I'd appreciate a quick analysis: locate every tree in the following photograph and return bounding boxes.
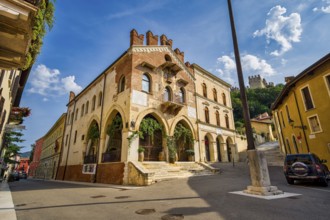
[24,0,56,69]
[231,84,284,124]
[3,131,24,164]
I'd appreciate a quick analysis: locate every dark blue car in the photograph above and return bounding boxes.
[283,153,329,187]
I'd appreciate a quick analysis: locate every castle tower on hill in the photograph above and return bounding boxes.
[248,75,274,89]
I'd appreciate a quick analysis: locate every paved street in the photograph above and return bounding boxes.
[8,163,330,220]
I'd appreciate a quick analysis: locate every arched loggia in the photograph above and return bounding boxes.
[102,112,123,162]
[84,120,100,164]
[139,114,163,161]
[174,121,194,161]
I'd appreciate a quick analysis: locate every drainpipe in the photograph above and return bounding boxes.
[93,73,107,183]
[55,113,69,180]
[62,100,76,180]
[293,90,310,152]
[274,110,287,154]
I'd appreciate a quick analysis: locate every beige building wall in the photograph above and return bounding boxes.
[251,121,275,142]
[192,64,241,162]
[0,69,21,147]
[37,113,66,179]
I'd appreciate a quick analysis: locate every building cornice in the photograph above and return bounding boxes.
[196,93,233,111]
[272,53,330,110]
[130,45,196,81]
[192,63,231,88]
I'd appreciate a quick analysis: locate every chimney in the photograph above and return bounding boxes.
[69,91,75,102]
[130,29,144,46]
[174,48,184,62]
[185,62,194,75]
[285,76,295,84]
[160,34,173,48]
[146,31,158,46]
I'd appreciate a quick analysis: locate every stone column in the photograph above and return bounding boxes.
[125,131,139,161]
[244,150,283,195]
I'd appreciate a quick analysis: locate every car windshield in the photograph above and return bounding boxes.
[286,155,313,165]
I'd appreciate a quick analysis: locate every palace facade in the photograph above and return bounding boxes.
[56,30,243,185]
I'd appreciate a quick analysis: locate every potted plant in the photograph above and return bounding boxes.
[138,146,145,162]
[186,149,195,161]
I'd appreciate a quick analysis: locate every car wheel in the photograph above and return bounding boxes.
[320,177,328,187]
[286,178,294,185]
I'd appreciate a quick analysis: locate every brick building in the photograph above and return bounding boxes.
[28,137,43,177]
[56,30,243,185]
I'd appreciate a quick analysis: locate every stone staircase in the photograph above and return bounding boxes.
[257,142,285,167]
[141,162,218,183]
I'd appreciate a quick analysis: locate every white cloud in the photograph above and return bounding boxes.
[28,64,82,97]
[313,0,330,13]
[216,54,276,86]
[254,5,302,56]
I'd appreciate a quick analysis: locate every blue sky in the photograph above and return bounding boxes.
[20,0,330,152]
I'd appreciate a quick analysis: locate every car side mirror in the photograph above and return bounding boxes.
[320,159,327,163]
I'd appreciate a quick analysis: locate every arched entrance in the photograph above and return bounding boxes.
[103,112,123,162]
[174,121,193,161]
[139,114,163,161]
[85,120,100,164]
[226,137,233,162]
[216,136,223,162]
[205,135,211,162]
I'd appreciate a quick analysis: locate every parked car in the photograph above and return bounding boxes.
[283,153,329,186]
[19,171,27,179]
[9,171,20,181]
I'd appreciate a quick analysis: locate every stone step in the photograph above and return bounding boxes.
[141,161,214,183]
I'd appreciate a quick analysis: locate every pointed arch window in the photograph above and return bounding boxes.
[164,86,172,101]
[81,104,85,117]
[202,83,207,98]
[179,88,185,103]
[204,107,210,123]
[92,95,96,111]
[98,92,102,107]
[222,93,227,106]
[75,109,79,121]
[85,101,89,114]
[142,73,151,93]
[216,110,220,126]
[225,114,230,129]
[118,76,125,93]
[213,88,218,102]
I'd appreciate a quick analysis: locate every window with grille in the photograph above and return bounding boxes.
[301,86,314,110]
[308,115,322,133]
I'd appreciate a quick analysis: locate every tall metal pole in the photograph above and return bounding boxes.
[227,0,255,150]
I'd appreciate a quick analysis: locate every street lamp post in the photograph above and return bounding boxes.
[227,0,282,195]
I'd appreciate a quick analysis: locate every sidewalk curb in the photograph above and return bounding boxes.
[0,182,17,220]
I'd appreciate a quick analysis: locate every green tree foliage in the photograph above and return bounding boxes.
[24,0,56,69]
[3,131,24,164]
[87,122,100,144]
[231,84,284,126]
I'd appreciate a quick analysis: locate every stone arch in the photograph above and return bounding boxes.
[102,110,124,162]
[102,104,127,139]
[169,115,196,139]
[173,120,194,161]
[216,135,225,162]
[204,133,214,162]
[135,108,169,136]
[226,136,234,162]
[84,120,100,164]
[138,114,164,161]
